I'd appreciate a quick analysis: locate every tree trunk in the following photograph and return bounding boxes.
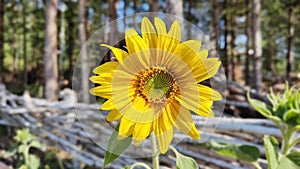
[223,0,229,79]
[44,0,59,101]
[149,0,159,12]
[231,22,237,81]
[186,0,193,39]
[0,0,4,82]
[211,0,219,53]
[123,0,127,25]
[252,0,262,90]
[79,0,90,103]
[244,0,251,85]
[66,1,75,88]
[166,0,183,18]
[109,0,117,44]
[22,0,28,86]
[286,5,294,81]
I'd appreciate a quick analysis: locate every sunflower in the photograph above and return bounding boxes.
[90,17,222,154]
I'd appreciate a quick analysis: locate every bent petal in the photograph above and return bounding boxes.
[118,117,135,139]
[101,44,128,62]
[194,58,221,82]
[101,98,115,110]
[106,109,122,121]
[93,62,119,74]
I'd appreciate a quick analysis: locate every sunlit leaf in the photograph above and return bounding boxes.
[170,146,198,169]
[247,92,272,117]
[103,124,132,167]
[28,154,40,169]
[277,155,298,169]
[286,151,300,167]
[208,140,260,162]
[264,135,279,169]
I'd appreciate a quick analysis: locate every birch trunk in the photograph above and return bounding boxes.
[44,0,59,101]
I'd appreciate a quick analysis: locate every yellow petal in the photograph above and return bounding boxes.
[154,17,167,50]
[101,98,115,110]
[100,44,128,62]
[106,109,122,121]
[198,84,222,100]
[89,76,112,85]
[156,127,173,154]
[125,28,148,54]
[167,20,181,42]
[170,102,200,139]
[92,62,119,74]
[118,117,135,139]
[193,58,221,83]
[153,107,175,154]
[174,40,201,60]
[197,50,209,60]
[141,17,157,48]
[132,122,152,144]
[177,95,214,117]
[159,20,181,53]
[154,17,167,35]
[89,85,112,99]
[132,96,149,112]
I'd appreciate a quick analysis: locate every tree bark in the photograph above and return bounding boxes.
[79,0,90,103]
[223,0,229,79]
[166,0,183,18]
[44,0,59,101]
[149,0,160,12]
[211,0,219,52]
[186,0,193,39]
[109,0,117,44]
[252,0,262,90]
[0,0,4,82]
[22,0,28,86]
[224,0,234,81]
[286,5,294,81]
[244,0,251,85]
[66,1,75,88]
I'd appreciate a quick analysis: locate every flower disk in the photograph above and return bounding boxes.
[90,17,222,154]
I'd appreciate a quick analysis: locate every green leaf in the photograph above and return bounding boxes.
[247,92,272,117]
[18,144,27,153]
[28,155,40,169]
[29,140,42,149]
[208,140,260,162]
[121,166,130,169]
[277,155,299,169]
[170,146,198,169]
[3,146,18,158]
[103,124,132,167]
[286,151,300,166]
[283,109,300,126]
[264,135,279,169]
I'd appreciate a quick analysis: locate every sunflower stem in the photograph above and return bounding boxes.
[151,132,159,169]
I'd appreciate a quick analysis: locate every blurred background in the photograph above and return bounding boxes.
[0,0,300,97]
[0,0,300,169]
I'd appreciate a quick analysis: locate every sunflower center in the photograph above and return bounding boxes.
[131,67,179,104]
